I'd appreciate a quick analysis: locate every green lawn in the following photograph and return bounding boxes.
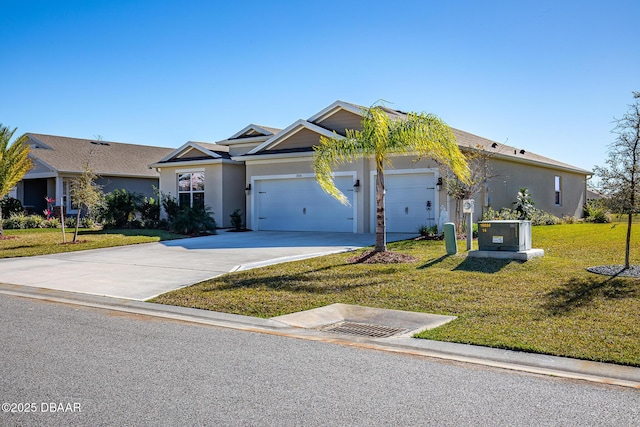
[152,222,640,366]
[0,228,184,258]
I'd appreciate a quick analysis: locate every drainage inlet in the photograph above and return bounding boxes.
[318,321,407,338]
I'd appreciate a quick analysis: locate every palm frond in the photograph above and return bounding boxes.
[0,125,32,197]
[313,133,369,205]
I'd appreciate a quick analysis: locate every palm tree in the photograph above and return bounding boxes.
[313,105,469,252]
[0,125,32,235]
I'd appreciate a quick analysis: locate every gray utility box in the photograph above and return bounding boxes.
[478,220,532,252]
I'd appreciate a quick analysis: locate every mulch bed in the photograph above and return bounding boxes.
[0,235,19,240]
[347,250,418,264]
[587,265,640,278]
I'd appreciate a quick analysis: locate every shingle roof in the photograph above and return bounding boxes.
[189,141,230,154]
[257,125,282,136]
[160,141,233,162]
[27,133,174,177]
[451,128,593,175]
[331,101,591,175]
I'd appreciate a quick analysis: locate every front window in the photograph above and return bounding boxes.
[178,172,205,208]
[62,179,76,212]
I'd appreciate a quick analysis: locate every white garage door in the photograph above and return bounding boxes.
[380,173,436,233]
[255,176,355,232]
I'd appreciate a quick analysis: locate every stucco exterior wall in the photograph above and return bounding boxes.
[315,110,363,136]
[157,162,244,228]
[221,163,246,228]
[483,158,587,219]
[97,176,159,198]
[273,129,326,150]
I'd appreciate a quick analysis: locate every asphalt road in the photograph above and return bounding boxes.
[1,295,638,426]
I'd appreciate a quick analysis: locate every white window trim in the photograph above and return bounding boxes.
[177,171,205,208]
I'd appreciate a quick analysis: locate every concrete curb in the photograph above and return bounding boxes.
[1,283,638,389]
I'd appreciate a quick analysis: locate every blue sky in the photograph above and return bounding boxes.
[2,0,639,173]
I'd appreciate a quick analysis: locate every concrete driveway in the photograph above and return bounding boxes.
[0,231,414,300]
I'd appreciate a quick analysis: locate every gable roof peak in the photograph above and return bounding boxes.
[246,119,342,155]
[308,100,363,123]
[229,124,282,140]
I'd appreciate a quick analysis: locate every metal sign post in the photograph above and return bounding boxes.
[463,199,475,251]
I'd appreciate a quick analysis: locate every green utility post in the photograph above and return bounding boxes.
[444,222,457,255]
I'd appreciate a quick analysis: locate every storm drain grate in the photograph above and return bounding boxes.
[318,321,407,338]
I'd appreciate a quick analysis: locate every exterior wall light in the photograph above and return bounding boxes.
[436,177,443,192]
[245,184,251,196]
[353,179,360,192]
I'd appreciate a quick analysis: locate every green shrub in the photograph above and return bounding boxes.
[529,209,561,225]
[482,207,560,226]
[161,193,180,222]
[98,189,142,227]
[230,209,243,230]
[127,218,144,229]
[482,207,519,221]
[81,216,97,229]
[418,224,439,237]
[4,213,26,229]
[170,205,216,235]
[64,217,77,228]
[3,213,46,229]
[44,217,61,228]
[139,197,160,222]
[584,201,611,223]
[1,197,24,219]
[562,215,580,224]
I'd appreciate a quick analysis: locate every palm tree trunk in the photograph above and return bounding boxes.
[375,161,386,252]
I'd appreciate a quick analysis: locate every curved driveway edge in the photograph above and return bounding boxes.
[0,231,413,300]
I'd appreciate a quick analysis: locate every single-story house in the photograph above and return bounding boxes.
[152,101,592,232]
[15,133,174,216]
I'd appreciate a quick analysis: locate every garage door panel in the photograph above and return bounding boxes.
[378,173,436,233]
[256,176,355,232]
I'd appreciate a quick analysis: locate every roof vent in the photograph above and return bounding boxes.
[520,149,525,154]
[491,142,498,148]
[90,141,110,146]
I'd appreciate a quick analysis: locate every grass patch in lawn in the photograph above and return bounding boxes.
[0,228,184,258]
[152,222,640,366]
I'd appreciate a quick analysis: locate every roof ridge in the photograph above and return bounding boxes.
[27,133,171,149]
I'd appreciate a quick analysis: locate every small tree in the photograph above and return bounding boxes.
[443,144,498,231]
[593,92,640,269]
[70,162,103,242]
[0,125,32,235]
